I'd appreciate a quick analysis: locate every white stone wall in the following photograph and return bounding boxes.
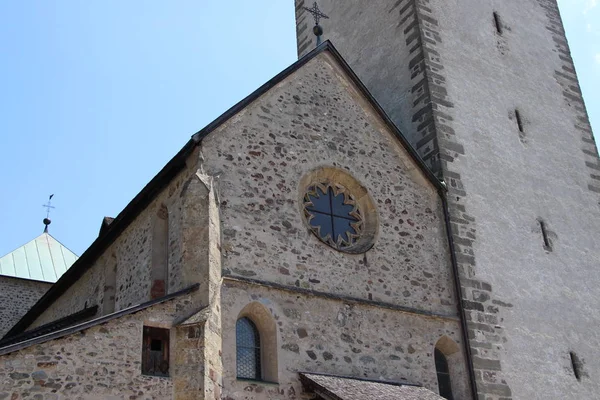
[295,0,600,398]
[429,1,600,398]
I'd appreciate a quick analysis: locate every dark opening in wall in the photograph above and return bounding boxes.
[570,351,582,381]
[539,220,551,250]
[515,109,524,133]
[493,12,503,34]
[236,317,262,380]
[142,326,170,377]
[435,348,455,400]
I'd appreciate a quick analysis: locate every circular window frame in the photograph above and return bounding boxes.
[299,167,378,254]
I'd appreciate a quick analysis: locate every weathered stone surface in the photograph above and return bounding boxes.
[221,283,470,399]
[0,277,50,337]
[296,1,600,399]
[0,297,194,399]
[201,53,456,317]
[26,154,206,331]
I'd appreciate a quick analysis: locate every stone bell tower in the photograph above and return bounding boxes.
[296,1,600,399]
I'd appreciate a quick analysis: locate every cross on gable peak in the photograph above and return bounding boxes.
[304,2,329,26]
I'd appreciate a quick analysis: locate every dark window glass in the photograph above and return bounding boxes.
[236,317,261,380]
[310,212,334,240]
[305,186,358,248]
[435,348,454,400]
[142,326,169,377]
[150,339,162,351]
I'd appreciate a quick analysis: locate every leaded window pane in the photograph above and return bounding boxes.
[333,216,356,243]
[305,185,359,248]
[306,187,331,213]
[236,317,261,380]
[435,349,454,400]
[309,212,334,241]
[330,189,354,217]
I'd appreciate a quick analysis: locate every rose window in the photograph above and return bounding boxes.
[303,184,362,251]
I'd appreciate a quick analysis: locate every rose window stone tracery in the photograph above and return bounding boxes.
[303,184,363,250]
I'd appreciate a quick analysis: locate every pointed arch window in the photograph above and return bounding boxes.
[236,317,261,380]
[435,348,454,400]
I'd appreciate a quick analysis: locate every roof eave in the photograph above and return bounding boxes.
[4,139,197,338]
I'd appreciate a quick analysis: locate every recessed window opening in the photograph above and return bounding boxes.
[493,12,503,34]
[540,220,551,249]
[236,317,262,380]
[570,351,582,381]
[435,348,455,400]
[515,109,524,133]
[142,326,170,377]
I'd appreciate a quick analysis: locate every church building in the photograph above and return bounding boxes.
[0,1,598,399]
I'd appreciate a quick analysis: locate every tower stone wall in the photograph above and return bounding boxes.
[0,277,50,337]
[296,1,600,399]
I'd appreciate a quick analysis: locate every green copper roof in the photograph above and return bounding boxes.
[0,233,78,283]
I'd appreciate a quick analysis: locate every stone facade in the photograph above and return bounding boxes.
[198,53,468,398]
[221,282,470,400]
[0,294,197,399]
[0,277,50,338]
[25,152,207,330]
[1,47,469,399]
[296,1,599,399]
[200,54,456,316]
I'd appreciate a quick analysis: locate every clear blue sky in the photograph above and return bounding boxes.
[0,1,598,258]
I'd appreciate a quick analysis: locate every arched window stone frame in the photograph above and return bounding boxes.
[434,336,468,400]
[236,302,278,383]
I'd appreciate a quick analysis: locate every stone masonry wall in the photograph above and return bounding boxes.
[26,151,203,331]
[295,1,600,399]
[296,0,443,175]
[221,282,470,400]
[0,277,50,338]
[428,0,600,398]
[0,295,198,400]
[200,53,457,318]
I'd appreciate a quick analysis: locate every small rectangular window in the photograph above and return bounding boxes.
[540,220,551,250]
[142,326,170,377]
[570,352,581,381]
[515,109,524,133]
[493,12,503,34]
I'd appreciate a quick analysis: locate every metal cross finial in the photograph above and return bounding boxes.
[304,2,329,26]
[42,194,55,233]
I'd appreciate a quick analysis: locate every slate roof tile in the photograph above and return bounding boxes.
[300,373,445,400]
